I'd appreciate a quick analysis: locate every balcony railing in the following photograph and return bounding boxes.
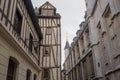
[0,8,39,64]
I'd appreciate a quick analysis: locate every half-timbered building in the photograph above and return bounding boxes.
[35,2,61,80]
[0,0,42,80]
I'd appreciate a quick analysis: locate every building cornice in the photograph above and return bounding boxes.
[0,22,41,71]
[23,0,43,39]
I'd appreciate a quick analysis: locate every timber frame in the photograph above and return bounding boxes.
[36,1,61,80]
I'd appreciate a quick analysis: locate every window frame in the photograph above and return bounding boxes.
[13,8,23,37]
[44,46,51,56]
[43,69,50,80]
[7,57,19,80]
[29,33,33,52]
[33,74,37,80]
[26,69,32,80]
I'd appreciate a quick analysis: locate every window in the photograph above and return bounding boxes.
[104,7,111,26]
[29,33,33,52]
[97,23,102,41]
[73,68,77,80]
[41,9,54,16]
[14,9,22,36]
[44,46,50,56]
[85,28,90,47]
[73,49,76,63]
[83,59,87,79]
[34,74,37,80]
[26,69,31,80]
[89,54,95,77]
[33,41,39,54]
[76,44,80,58]
[106,77,109,80]
[34,46,38,54]
[46,28,52,35]
[103,5,119,55]
[80,36,85,54]
[103,4,115,39]
[97,23,106,50]
[43,69,50,80]
[7,57,19,80]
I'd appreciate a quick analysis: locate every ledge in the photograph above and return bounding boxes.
[111,12,120,20]
[105,64,120,76]
[93,76,104,80]
[91,41,100,48]
[114,53,120,59]
[0,21,41,71]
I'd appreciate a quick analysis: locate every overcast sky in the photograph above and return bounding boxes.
[31,0,86,65]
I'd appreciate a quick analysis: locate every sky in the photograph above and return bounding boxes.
[31,0,86,65]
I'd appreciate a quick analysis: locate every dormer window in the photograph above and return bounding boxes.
[41,9,54,16]
[14,9,22,36]
[39,2,56,16]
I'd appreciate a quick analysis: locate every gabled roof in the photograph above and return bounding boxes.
[39,1,56,10]
[37,1,61,18]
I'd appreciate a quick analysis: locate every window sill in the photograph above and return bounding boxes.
[114,53,120,59]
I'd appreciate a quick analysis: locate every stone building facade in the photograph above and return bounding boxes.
[63,0,120,80]
[0,0,42,80]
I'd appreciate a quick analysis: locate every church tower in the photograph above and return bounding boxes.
[64,36,70,58]
[36,2,61,80]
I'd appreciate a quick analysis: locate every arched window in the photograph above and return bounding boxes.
[43,69,50,80]
[7,57,19,80]
[33,74,37,80]
[26,69,32,80]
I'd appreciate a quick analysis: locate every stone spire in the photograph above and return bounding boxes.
[64,33,70,50]
[64,33,70,58]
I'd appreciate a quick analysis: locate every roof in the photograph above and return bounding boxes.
[39,1,56,10]
[64,41,70,49]
[37,14,61,18]
[37,1,61,18]
[23,0,43,39]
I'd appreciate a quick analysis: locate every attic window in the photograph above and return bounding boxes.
[41,9,54,16]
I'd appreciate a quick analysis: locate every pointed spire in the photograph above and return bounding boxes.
[64,33,70,50]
